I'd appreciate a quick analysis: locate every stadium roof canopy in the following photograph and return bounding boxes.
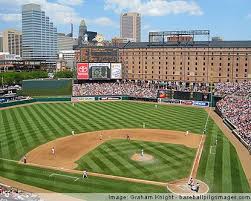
[121,41,251,49]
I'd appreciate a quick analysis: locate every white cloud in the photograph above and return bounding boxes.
[57,0,84,6]
[0,13,21,22]
[88,17,117,27]
[0,0,83,25]
[104,0,203,16]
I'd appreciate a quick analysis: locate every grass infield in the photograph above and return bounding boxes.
[76,139,196,182]
[0,101,250,192]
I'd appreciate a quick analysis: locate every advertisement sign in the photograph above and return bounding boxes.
[162,99,180,104]
[77,63,89,80]
[111,63,122,79]
[71,97,95,102]
[99,97,122,100]
[180,100,193,105]
[193,101,209,107]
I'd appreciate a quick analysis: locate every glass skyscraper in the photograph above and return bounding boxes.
[22,3,57,64]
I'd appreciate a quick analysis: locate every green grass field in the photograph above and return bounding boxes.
[76,139,196,182]
[0,101,250,193]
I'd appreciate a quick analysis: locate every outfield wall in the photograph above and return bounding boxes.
[0,97,71,108]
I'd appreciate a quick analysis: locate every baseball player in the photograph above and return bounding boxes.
[185,130,189,136]
[126,134,130,140]
[83,170,88,179]
[143,122,145,128]
[141,149,144,157]
[72,130,75,136]
[23,155,27,164]
[51,147,55,155]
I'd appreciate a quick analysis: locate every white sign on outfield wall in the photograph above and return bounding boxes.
[111,63,122,79]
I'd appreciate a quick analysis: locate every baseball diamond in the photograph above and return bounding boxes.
[0,101,250,193]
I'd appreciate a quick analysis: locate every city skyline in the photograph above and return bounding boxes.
[0,0,250,41]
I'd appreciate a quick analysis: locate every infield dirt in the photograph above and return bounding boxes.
[26,129,201,170]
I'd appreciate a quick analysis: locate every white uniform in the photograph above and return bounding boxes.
[72,130,75,135]
[83,170,88,178]
[141,149,144,157]
[186,131,189,136]
[52,147,55,155]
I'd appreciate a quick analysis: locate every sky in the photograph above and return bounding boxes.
[0,0,251,41]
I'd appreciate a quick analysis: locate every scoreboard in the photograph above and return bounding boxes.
[80,47,119,63]
[77,63,122,80]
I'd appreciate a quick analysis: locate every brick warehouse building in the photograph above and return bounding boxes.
[76,40,251,83]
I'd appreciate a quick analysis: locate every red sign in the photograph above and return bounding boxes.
[77,63,89,80]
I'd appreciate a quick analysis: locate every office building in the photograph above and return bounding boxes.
[2,29,22,56]
[22,3,57,64]
[57,33,75,52]
[0,35,3,52]
[77,19,97,46]
[120,12,141,42]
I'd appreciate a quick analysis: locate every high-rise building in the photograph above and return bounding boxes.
[0,33,3,52]
[78,19,87,46]
[57,33,75,52]
[77,19,97,46]
[3,29,22,56]
[22,3,57,64]
[120,12,141,42]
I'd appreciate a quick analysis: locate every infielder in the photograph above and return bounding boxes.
[51,147,55,155]
[141,149,144,157]
[83,170,88,179]
[23,155,27,164]
[185,130,189,136]
[72,130,75,136]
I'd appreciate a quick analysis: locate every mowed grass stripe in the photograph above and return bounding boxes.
[28,105,57,141]
[129,141,194,173]
[222,138,232,192]
[35,104,68,136]
[29,105,60,139]
[229,144,242,193]
[0,159,166,193]
[212,133,223,192]
[94,146,139,176]
[103,143,148,176]
[1,110,18,158]
[45,103,82,132]
[9,109,29,155]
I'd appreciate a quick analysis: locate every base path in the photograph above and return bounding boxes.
[206,108,251,188]
[26,129,201,170]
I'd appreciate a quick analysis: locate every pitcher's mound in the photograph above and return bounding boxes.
[131,153,154,162]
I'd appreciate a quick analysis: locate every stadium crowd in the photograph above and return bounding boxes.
[0,184,41,201]
[72,81,211,98]
[216,81,251,148]
[73,82,158,98]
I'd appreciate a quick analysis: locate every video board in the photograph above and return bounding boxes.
[76,63,122,80]
[89,63,110,80]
